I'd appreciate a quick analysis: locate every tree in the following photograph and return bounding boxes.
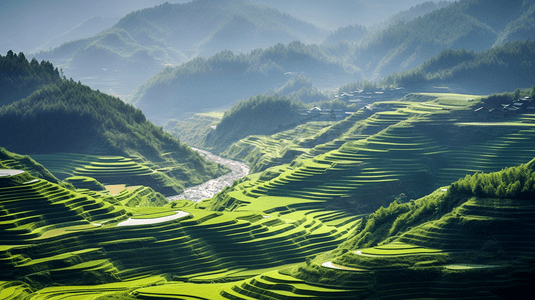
[514,88,521,100]
[531,85,535,99]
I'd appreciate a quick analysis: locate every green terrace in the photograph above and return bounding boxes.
[1,171,363,297]
[0,172,128,243]
[211,94,535,215]
[30,153,186,195]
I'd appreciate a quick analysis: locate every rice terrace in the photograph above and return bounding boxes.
[2,0,535,299]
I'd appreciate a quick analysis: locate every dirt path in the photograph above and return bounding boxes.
[167,148,250,202]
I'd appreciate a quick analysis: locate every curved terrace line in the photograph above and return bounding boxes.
[117,211,190,226]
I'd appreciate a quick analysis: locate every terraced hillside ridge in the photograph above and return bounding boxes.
[94,158,535,299]
[1,165,363,298]
[0,148,59,184]
[206,93,535,214]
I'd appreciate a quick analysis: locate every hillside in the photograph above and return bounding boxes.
[0,0,188,54]
[382,39,535,93]
[0,53,229,195]
[202,92,535,216]
[128,42,360,123]
[34,0,324,98]
[283,160,535,299]
[250,0,436,30]
[200,94,307,152]
[334,0,535,80]
[2,154,532,298]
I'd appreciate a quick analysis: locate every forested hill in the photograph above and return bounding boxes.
[201,94,306,152]
[382,39,535,93]
[337,0,535,79]
[0,51,61,106]
[128,42,360,124]
[34,0,324,98]
[0,53,228,194]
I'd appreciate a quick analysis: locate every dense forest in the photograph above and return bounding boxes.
[0,51,61,106]
[0,52,229,195]
[202,94,306,151]
[382,39,535,92]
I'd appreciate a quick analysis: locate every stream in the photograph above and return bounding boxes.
[166,148,250,202]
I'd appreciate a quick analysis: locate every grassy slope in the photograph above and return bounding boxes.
[1,92,534,299]
[205,93,535,215]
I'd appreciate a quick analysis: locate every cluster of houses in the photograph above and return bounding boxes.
[300,107,351,121]
[336,87,409,104]
[474,96,535,119]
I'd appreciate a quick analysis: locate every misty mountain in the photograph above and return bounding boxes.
[0,0,188,54]
[127,42,361,124]
[382,39,535,94]
[34,0,325,98]
[249,0,437,30]
[322,1,450,45]
[0,52,228,195]
[337,0,535,79]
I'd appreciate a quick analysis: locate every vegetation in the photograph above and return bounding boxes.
[128,42,360,123]
[268,75,331,103]
[0,52,229,195]
[0,147,59,184]
[202,94,306,152]
[34,0,325,97]
[327,0,535,80]
[0,51,61,107]
[382,39,535,92]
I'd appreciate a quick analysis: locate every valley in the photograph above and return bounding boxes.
[1,0,535,299]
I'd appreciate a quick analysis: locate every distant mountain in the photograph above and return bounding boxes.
[250,0,436,30]
[0,53,228,195]
[33,16,121,53]
[127,42,360,124]
[0,0,188,54]
[34,0,325,98]
[382,39,535,93]
[339,0,535,79]
[323,1,450,45]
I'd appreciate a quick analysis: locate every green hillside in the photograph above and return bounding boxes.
[0,168,362,298]
[5,158,531,299]
[0,53,229,195]
[0,148,59,185]
[203,92,535,215]
[201,94,307,153]
[1,90,534,299]
[130,159,535,299]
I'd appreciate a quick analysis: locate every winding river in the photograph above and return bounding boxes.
[167,148,250,202]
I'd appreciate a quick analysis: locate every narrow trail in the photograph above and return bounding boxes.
[167,148,250,202]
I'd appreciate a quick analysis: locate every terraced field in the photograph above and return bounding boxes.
[2,93,534,299]
[0,169,363,299]
[30,153,186,195]
[209,94,535,215]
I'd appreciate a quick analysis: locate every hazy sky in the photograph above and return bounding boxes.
[0,0,436,54]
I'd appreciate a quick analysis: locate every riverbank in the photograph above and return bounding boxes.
[167,148,250,202]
